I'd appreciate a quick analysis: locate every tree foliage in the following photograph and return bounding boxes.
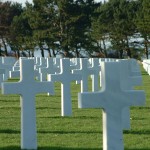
[0,1,23,56]
[0,0,149,59]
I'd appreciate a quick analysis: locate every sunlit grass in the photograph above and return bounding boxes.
[0,65,149,149]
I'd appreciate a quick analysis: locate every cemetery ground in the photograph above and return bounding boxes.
[0,65,150,150]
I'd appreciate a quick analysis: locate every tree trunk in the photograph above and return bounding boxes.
[0,45,2,56]
[17,49,20,59]
[125,36,131,58]
[119,49,123,59]
[47,46,51,57]
[127,48,131,59]
[52,49,56,57]
[28,50,31,57]
[97,42,106,58]
[145,42,148,59]
[40,47,45,57]
[32,51,34,57]
[75,46,79,58]
[63,45,69,58]
[144,37,149,59]
[102,38,107,57]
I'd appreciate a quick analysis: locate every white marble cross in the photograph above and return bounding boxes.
[53,58,61,68]
[142,59,150,73]
[2,59,54,150]
[12,59,20,71]
[72,58,96,92]
[78,61,145,150]
[9,70,20,78]
[39,58,51,81]
[90,58,101,92]
[39,58,60,82]
[147,65,150,75]
[119,59,143,130]
[35,57,47,70]
[70,58,81,70]
[0,58,13,81]
[70,58,81,84]
[34,57,47,81]
[2,57,16,65]
[0,69,5,74]
[48,58,81,116]
[0,69,5,88]
[128,59,141,76]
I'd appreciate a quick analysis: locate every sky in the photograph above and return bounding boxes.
[3,0,104,6]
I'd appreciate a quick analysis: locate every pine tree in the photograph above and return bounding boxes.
[135,0,150,59]
[0,1,22,56]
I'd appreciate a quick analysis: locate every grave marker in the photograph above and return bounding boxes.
[70,58,81,84]
[35,57,47,70]
[73,58,96,92]
[2,57,16,65]
[12,59,20,71]
[0,69,5,74]
[119,59,142,129]
[128,59,141,76]
[90,58,101,91]
[48,58,81,116]
[0,58,13,81]
[0,69,5,88]
[2,59,54,150]
[78,61,145,150]
[39,58,60,82]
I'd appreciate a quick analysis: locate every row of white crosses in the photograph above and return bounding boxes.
[0,57,17,87]
[48,58,102,116]
[1,57,145,150]
[119,59,142,130]
[142,59,150,75]
[0,57,16,81]
[48,58,81,116]
[9,57,62,80]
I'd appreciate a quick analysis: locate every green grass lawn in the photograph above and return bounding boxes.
[0,65,150,150]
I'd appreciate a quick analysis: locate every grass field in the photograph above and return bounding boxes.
[0,65,150,150]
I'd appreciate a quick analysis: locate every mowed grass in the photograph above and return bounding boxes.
[0,64,150,150]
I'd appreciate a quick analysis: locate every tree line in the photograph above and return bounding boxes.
[0,0,150,59]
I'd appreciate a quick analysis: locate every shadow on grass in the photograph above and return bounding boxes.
[38,116,99,119]
[0,129,101,135]
[0,129,20,134]
[0,146,102,150]
[0,99,19,102]
[38,147,102,150]
[0,146,20,150]
[125,149,150,150]
[37,107,59,110]
[133,106,150,110]
[141,72,149,76]
[1,146,150,150]
[38,130,102,134]
[124,129,150,135]
[2,128,150,135]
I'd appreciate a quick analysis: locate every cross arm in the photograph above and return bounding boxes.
[124,90,145,106]
[78,92,105,108]
[130,76,142,86]
[34,81,54,95]
[0,69,5,74]
[1,82,22,95]
[72,69,81,74]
